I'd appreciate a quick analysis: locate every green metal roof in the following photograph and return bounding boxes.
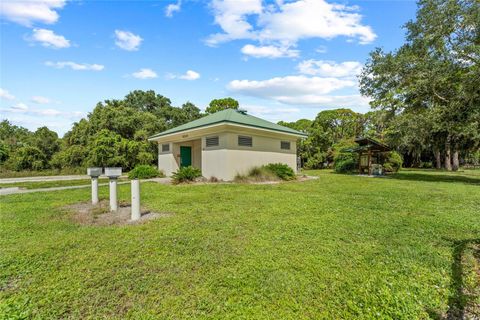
[149,109,307,139]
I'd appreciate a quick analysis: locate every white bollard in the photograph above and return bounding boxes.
[91,177,98,205]
[131,179,141,221]
[109,178,117,212]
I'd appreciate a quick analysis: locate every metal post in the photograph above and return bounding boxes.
[109,178,117,212]
[91,177,98,205]
[131,179,140,221]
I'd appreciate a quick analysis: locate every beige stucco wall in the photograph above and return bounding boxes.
[201,131,298,181]
[155,124,301,180]
[158,139,201,176]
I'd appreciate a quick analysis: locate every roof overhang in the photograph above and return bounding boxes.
[148,122,307,143]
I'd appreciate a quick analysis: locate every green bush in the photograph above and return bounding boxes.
[384,151,403,173]
[334,152,357,173]
[264,163,296,181]
[235,163,296,182]
[235,166,278,182]
[171,166,202,184]
[128,165,162,179]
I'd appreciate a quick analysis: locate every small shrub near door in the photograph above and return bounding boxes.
[128,165,162,179]
[171,166,202,184]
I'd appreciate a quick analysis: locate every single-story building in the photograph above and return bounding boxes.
[148,109,307,180]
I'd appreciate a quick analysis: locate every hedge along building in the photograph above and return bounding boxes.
[148,109,307,181]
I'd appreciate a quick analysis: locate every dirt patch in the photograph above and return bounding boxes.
[66,200,171,226]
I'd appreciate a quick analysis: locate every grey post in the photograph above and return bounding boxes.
[87,167,102,205]
[105,167,122,212]
[131,179,140,220]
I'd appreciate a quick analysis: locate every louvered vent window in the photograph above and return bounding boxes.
[281,141,291,150]
[161,144,170,152]
[206,136,219,147]
[238,135,252,147]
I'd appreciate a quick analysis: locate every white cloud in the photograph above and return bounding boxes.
[114,30,143,51]
[297,60,363,77]
[228,75,355,97]
[0,88,15,100]
[31,96,51,104]
[207,0,376,55]
[30,28,70,48]
[227,72,370,109]
[241,44,299,59]
[167,70,201,80]
[132,68,158,79]
[206,0,262,46]
[165,1,181,17]
[179,70,200,80]
[45,61,104,71]
[0,0,66,26]
[11,103,29,112]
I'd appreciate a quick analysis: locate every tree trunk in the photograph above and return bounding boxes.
[452,146,459,171]
[434,148,442,169]
[445,138,452,171]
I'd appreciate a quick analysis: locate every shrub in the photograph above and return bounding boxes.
[384,151,403,173]
[128,165,162,179]
[264,163,296,181]
[171,166,202,184]
[334,152,357,173]
[235,163,296,182]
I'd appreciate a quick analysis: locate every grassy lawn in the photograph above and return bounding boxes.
[1,169,479,319]
[0,178,126,190]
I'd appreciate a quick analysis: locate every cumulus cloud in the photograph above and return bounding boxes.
[1,103,85,118]
[45,61,104,71]
[167,70,201,80]
[241,44,299,59]
[206,0,376,57]
[0,88,15,100]
[0,0,66,26]
[297,60,363,77]
[114,30,143,51]
[165,1,181,17]
[227,70,370,108]
[229,76,355,97]
[132,68,158,79]
[11,103,29,112]
[29,28,70,48]
[31,96,51,104]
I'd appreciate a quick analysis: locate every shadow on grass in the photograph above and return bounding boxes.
[427,238,480,319]
[389,172,480,185]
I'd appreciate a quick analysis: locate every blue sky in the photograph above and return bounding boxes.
[0,0,417,135]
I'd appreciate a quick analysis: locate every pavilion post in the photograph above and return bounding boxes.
[368,150,372,175]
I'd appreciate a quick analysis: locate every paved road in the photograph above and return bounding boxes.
[0,175,130,184]
[0,177,171,196]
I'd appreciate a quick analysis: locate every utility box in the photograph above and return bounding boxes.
[105,167,122,178]
[87,167,103,177]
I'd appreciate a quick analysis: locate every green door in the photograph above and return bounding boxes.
[180,146,192,167]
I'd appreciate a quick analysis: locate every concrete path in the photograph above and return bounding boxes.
[0,177,171,196]
[1,175,90,184]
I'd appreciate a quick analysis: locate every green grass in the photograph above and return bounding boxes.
[1,169,479,319]
[0,178,126,190]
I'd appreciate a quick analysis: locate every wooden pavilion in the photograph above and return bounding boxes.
[354,137,391,175]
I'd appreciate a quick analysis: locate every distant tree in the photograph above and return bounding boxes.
[8,146,47,171]
[31,127,60,161]
[206,98,239,114]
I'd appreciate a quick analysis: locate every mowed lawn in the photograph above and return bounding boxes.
[0,170,479,319]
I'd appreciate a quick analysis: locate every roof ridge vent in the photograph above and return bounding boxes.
[237,109,247,115]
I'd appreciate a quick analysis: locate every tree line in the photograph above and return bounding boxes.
[0,91,240,172]
[0,0,478,173]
